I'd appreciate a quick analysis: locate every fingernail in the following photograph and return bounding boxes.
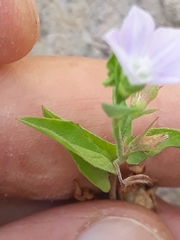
[78,216,160,240]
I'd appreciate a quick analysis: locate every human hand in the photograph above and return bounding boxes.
[0,0,180,239]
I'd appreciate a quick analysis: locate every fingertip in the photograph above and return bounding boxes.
[0,0,39,64]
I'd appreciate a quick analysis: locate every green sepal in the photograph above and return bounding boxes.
[131,85,159,110]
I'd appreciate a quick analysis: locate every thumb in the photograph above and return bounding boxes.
[0,201,173,240]
[0,0,39,64]
[77,201,172,240]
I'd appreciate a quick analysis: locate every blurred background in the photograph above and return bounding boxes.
[30,0,180,205]
[31,0,180,57]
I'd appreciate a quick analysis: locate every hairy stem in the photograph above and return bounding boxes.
[112,118,125,185]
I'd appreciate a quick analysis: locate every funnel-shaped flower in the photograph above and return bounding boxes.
[104,6,180,85]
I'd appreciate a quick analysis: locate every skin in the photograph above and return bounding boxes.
[0,0,180,239]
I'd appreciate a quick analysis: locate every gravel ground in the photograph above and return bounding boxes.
[30,0,180,206]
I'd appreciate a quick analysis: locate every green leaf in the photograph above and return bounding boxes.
[102,103,141,119]
[120,116,132,138]
[127,128,180,164]
[69,151,110,192]
[19,117,116,174]
[40,106,112,192]
[42,106,63,120]
[148,128,180,154]
[42,106,117,163]
[127,152,147,164]
[124,135,135,146]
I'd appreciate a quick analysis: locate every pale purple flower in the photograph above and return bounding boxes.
[103,6,180,85]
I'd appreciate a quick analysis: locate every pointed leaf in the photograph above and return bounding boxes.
[42,107,117,163]
[42,106,63,120]
[19,117,116,173]
[42,107,117,162]
[40,107,112,191]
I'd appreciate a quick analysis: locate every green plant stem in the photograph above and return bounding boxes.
[112,118,125,185]
[113,119,123,160]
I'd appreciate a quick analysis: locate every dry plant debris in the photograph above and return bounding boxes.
[74,164,157,212]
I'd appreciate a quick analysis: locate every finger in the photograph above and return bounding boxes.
[0,56,111,199]
[0,57,180,201]
[0,196,55,226]
[0,0,39,64]
[134,85,180,187]
[0,201,173,240]
[157,198,180,240]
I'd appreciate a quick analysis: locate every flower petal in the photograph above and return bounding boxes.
[148,28,180,84]
[103,29,141,85]
[150,61,180,85]
[120,6,155,58]
[103,29,128,72]
[147,28,180,64]
[104,6,180,86]
[150,77,180,85]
